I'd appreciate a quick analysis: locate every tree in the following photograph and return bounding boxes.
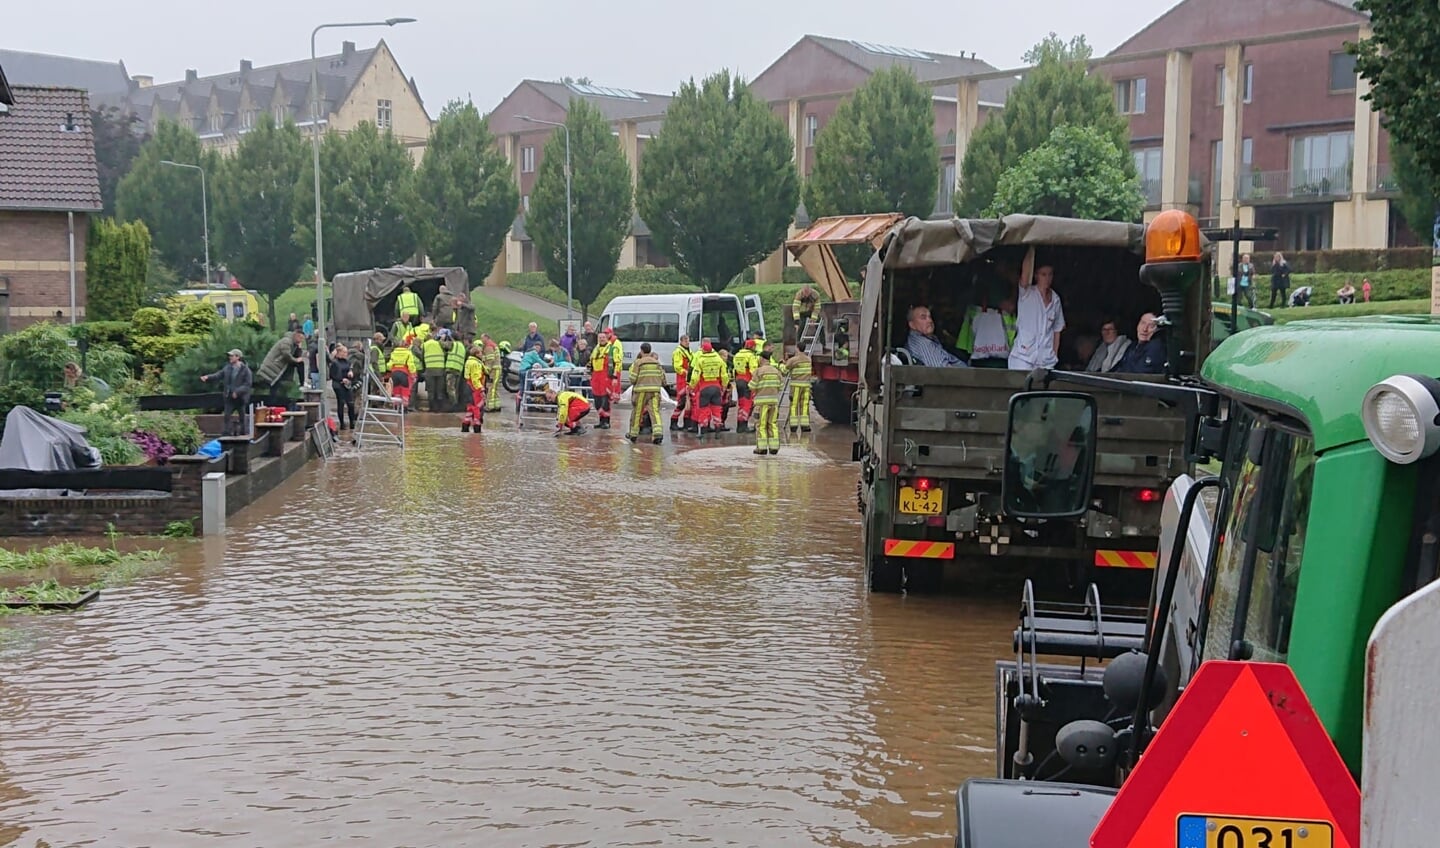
[85,218,152,321]
[115,119,216,282]
[295,121,416,277]
[1390,141,1438,239]
[212,115,309,329]
[1351,2,1440,190]
[957,34,1133,217]
[804,66,939,221]
[408,100,518,284]
[638,70,798,292]
[528,99,633,320]
[91,105,147,217]
[988,125,1144,222]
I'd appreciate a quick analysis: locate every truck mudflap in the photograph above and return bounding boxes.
[955,778,1115,848]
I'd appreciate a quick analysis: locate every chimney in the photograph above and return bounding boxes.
[342,41,356,61]
[132,74,153,89]
[185,69,198,83]
[240,59,252,76]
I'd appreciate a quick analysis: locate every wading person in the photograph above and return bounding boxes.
[731,339,759,433]
[782,345,813,433]
[688,339,729,439]
[387,340,416,410]
[589,328,623,429]
[463,343,486,432]
[627,342,666,445]
[749,351,783,455]
[422,331,450,412]
[545,383,591,436]
[442,330,466,413]
[671,334,695,432]
[200,348,254,436]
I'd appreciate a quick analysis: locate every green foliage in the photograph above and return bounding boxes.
[1388,141,1438,239]
[0,322,76,390]
[175,301,219,336]
[163,321,277,394]
[506,269,700,315]
[115,119,218,282]
[213,115,310,328]
[958,33,1132,217]
[91,105,148,217]
[130,334,203,366]
[273,283,328,327]
[1290,269,1431,305]
[72,321,132,347]
[132,410,203,454]
[638,70,799,292]
[528,99,634,319]
[988,125,1144,221]
[81,342,134,388]
[162,519,197,539]
[145,249,183,304]
[727,283,830,337]
[805,66,940,221]
[0,383,45,436]
[409,100,518,285]
[130,307,171,336]
[1352,1,1440,188]
[86,218,153,320]
[296,121,416,276]
[469,290,557,349]
[58,392,195,463]
[1283,248,1430,274]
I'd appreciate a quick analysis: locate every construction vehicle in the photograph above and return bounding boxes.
[855,214,1213,593]
[782,213,902,425]
[954,210,1440,846]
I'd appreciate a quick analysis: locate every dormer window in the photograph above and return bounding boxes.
[209,113,221,132]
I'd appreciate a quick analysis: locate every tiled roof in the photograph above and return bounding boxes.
[808,36,1018,105]
[0,49,131,98]
[527,80,672,133]
[0,86,102,212]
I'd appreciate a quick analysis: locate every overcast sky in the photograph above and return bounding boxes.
[10,0,1168,112]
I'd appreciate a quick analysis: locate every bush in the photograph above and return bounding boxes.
[132,410,203,454]
[88,433,145,465]
[1289,268,1431,305]
[175,301,219,335]
[1284,247,1429,274]
[131,307,172,337]
[163,322,278,394]
[131,334,202,366]
[71,321,133,347]
[80,342,134,388]
[0,322,76,390]
[0,383,45,437]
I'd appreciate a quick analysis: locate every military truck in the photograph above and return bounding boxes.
[953,210,1440,846]
[330,265,470,349]
[854,214,1212,592]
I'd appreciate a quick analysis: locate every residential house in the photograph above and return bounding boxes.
[0,72,103,329]
[0,48,132,102]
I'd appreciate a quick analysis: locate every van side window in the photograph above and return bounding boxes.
[611,312,680,343]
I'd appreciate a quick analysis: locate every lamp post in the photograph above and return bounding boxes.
[516,115,573,321]
[159,160,210,287]
[311,17,415,415]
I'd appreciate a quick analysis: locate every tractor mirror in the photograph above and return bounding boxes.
[1003,392,1098,519]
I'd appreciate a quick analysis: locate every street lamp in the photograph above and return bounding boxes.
[516,115,573,321]
[310,16,416,414]
[159,160,210,287]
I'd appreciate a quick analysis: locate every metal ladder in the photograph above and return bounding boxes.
[354,347,405,449]
[798,318,825,356]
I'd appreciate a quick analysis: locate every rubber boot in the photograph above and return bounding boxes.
[652,435,664,445]
[626,434,638,443]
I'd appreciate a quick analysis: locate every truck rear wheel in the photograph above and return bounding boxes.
[811,379,856,425]
[869,555,903,593]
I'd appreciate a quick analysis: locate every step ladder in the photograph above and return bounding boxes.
[798,318,825,356]
[354,346,405,449]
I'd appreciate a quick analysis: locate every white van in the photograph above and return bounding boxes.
[599,292,765,387]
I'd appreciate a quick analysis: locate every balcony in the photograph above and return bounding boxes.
[1238,167,1353,204]
[1369,163,1400,196]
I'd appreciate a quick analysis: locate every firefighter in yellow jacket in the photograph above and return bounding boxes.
[387,343,416,410]
[462,343,486,432]
[544,383,591,436]
[627,342,666,445]
[671,335,695,433]
[782,345,813,433]
[687,339,730,439]
[589,328,623,429]
[750,351,784,455]
[480,334,503,412]
[731,339,759,433]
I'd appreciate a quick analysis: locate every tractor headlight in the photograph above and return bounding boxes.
[1361,375,1440,465]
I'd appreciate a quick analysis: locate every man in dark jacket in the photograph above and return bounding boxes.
[256,331,307,407]
[201,348,255,435]
[1117,313,1166,375]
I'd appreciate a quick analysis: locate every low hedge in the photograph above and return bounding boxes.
[506,270,700,316]
[1289,268,1431,306]
[1283,247,1429,274]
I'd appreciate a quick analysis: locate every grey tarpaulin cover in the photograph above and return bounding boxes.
[330,266,469,333]
[0,406,102,496]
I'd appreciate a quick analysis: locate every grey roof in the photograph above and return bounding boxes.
[0,86,102,211]
[807,35,1017,105]
[527,80,671,132]
[0,49,130,98]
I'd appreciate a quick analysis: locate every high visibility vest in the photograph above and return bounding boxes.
[750,364,783,400]
[414,323,432,345]
[443,341,466,372]
[689,350,728,386]
[555,390,586,424]
[464,356,485,388]
[784,353,813,381]
[672,346,693,383]
[591,340,622,375]
[630,354,666,390]
[732,348,759,379]
[388,346,415,375]
[422,338,446,370]
[397,290,422,318]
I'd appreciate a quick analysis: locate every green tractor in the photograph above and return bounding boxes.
[956,210,1440,846]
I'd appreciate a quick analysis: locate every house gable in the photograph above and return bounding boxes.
[749,36,872,101]
[1110,0,1369,56]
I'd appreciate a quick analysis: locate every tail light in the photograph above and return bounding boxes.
[889,464,901,475]
[1133,488,1161,503]
[915,477,933,492]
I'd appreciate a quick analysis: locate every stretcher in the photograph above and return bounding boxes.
[515,366,591,430]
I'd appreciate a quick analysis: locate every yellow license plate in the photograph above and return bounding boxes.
[1177,815,1333,848]
[898,486,943,515]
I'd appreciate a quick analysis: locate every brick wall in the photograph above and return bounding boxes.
[0,210,89,329]
[0,458,208,537]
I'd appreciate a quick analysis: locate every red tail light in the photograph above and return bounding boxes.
[889,464,901,475]
[1134,488,1161,503]
[916,477,933,492]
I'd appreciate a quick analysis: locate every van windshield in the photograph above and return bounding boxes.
[611,312,680,343]
[687,299,742,350]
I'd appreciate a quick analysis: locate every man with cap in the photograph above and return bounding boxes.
[687,338,730,439]
[201,348,254,436]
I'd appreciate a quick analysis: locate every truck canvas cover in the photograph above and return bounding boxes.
[330,266,469,334]
[860,215,1145,389]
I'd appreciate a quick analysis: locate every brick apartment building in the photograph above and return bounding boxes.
[0,74,103,329]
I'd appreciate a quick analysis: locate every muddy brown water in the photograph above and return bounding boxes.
[0,419,1021,847]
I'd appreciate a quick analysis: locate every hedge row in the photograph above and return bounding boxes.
[1289,268,1431,306]
[1281,247,1429,274]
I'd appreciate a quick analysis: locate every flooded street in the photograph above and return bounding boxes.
[0,420,1018,847]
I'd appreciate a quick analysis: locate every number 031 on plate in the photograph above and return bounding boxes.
[1177,815,1333,848]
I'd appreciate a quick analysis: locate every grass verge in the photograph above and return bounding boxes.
[471,290,556,348]
[1267,298,1431,324]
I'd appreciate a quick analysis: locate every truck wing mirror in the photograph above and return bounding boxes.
[1002,392,1098,519]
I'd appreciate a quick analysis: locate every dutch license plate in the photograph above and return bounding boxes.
[1177,814,1333,848]
[898,486,943,515]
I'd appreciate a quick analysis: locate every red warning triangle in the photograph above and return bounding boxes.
[1091,661,1359,848]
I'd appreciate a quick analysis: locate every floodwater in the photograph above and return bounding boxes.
[0,417,1020,848]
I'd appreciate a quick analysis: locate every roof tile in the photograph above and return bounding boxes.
[0,86,103,212]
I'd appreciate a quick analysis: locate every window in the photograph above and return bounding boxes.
[209,112,221,133]
[376,98,393,129]
[1243,64,1254,103]
[805,114,819,146]
[1242,137,1253,169]
[1291,131,1353,193]
[233,301,246,318]
[521,145,536,173]
[1215,63,1254,105]
[521,194,529,213]
[936,162,957,215]
[1134,147,1162,205]
[273,105,286,123]
[610,312,681,344]
[1115,78,1147,115]
[686,300,744,348]
[1202,407,1314,665]
[1329,51,1357,92]
[240,109,254,130]
[215,303,228,318]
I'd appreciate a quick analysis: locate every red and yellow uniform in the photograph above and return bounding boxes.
[671,341,695,430]
[463,348,486,429]
[555,390,591,431]
[589,331,623,426]
[731,341,759,431]
[387,345,416,408]
[687,340,730,435]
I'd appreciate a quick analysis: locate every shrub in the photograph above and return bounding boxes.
[132,410,203,454]
[131,334,202,366]
[1284,247,1429,274]
[71,321,133,347]
[1289,268,1431,305]
[0,322,76,390]
[131,307,173,337]
[88,433,144,465]
[163,322,278,394]
[0,383,46,437]
[175,301,219,335]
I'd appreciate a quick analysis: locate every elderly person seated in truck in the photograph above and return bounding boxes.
[904,305,969,368]
[1086,317,1133,373]
[1116,313,1166,374]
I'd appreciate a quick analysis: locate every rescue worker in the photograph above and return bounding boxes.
[480,334,503,413]
[390,314,412,349]
[671,334,695,432]
[544,383,591,436]
[388,338,416,410]
[443,330,466,411]
[396,283,422,323]
[750,350,783,455]
[411,316,433,347]
[431,284,454,330]
[687,338,730,439]
[717,348,735,431]
[627,342,666,445]
[790,285,819,343]
[782,344,813,433]
[370,332,389,383]
[462,343,486,432]
[731,339,759,434]
[421,331,449,412]
[589,328,623,429]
